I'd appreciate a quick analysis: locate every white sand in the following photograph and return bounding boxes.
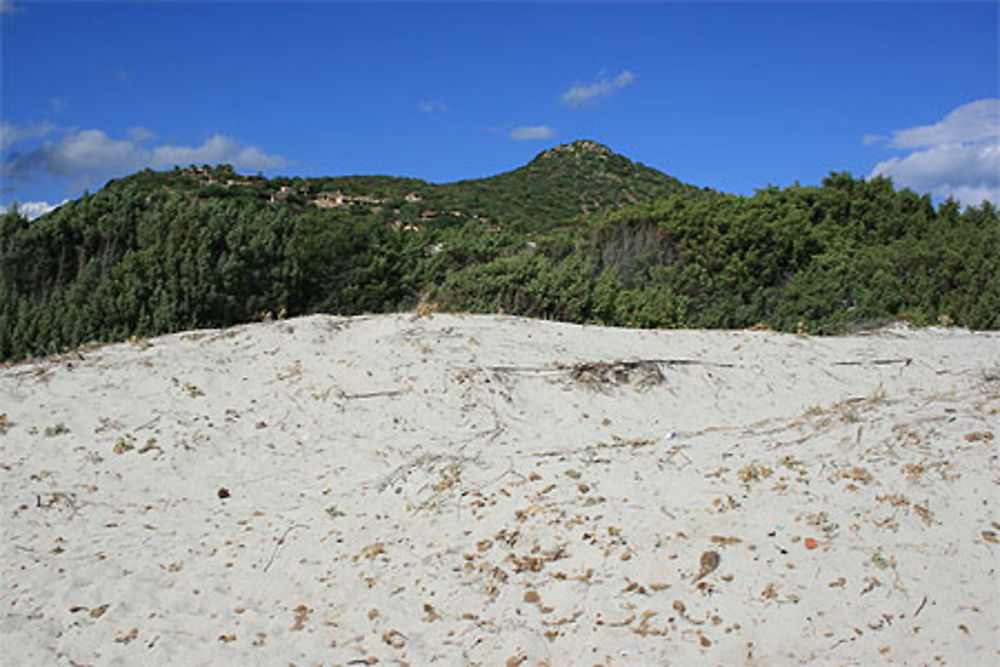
[1,313,998,666]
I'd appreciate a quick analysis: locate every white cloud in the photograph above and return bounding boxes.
[509,125,555,141]
[561,70,636,108]
[27,129,139,177]
[0,200,67,221]
[4,128,288,182]
[418,100,448,114]
[149,134,286,170]
[868,98,1000,208]
[0,121,58,151]
[888,99,998,149]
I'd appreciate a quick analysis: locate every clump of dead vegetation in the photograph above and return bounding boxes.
[563,360,666,391]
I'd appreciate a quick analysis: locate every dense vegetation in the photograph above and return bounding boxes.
[1,140,997,361]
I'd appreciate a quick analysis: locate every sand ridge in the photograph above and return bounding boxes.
[1,314,998,665]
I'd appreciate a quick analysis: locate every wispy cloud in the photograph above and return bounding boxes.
[561,70,636,108]
[0,1,21,14]
[509,125,555,141]
[126,126,156,143]
[868,98,999,207]
[1,121,58,151]
[418,100,448,114]
[4,128,287,182]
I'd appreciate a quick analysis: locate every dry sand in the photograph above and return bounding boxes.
[1,313,998,665]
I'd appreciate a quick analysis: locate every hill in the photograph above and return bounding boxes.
[435,140,695,230]
[59,139,692,234]
[1,141,998,361]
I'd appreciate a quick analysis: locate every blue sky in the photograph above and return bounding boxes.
[2,1,998,218]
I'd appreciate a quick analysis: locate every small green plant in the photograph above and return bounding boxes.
[871,550,893,570]
[172,377,205,397]
[806,511,839,536]
[113,435,136,454]
[43,423,70,437]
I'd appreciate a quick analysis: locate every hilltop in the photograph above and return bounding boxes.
[435,140,694,228]
[94,140,692,233]
[1,141,998,361]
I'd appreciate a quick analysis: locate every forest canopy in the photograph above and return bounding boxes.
[2,141,997,362]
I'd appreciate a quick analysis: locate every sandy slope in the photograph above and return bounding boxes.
[1,314,998,666]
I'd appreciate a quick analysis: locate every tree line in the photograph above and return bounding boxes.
[1,165,996,362]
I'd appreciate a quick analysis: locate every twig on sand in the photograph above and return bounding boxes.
[132,415,161,432]
[35,491,80,515]
[376,452,475,494]
[343,388,409,400]
[913,596,928,617]
[483,364,560,373]
[263,523,308,573]
[833,358,912,367]
[377,453,442,493]
[532,436,658,460]
[488,358,735,375]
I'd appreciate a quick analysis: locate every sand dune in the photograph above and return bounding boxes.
[2,314,998,665]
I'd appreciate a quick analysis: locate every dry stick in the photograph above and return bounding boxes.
[263,524,308,573]
[833,358,912,367]
[532,437,658,459]
[484,365,562,374]
[36,491,80,516]
[343,388,408,400]
[377,453,440,493]
[132,415,161,432]
[479,462,526,490]
[487,358,736,373]
[645,358,735,368]
[913,596,928,617]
